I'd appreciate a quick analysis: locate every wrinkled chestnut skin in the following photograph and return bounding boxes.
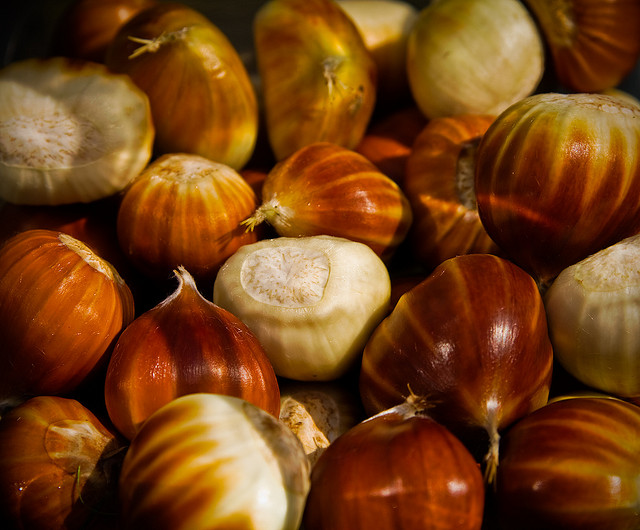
[497,397,640,530]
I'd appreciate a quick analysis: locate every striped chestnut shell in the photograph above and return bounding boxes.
[243,142,413,262]
[523,0,640,92]
[475,92,640,287]
[117,153,259,283]
[0,229,134,408]
[105,2,258,170]
[403,113,500,270]
[497,396,640,529]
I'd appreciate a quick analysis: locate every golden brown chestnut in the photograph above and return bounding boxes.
[524,0,640,92]
[359,254,554,481]
[253,0,377,161]
[497,396,640,529]
[116,153,259,282]
[475,92,640,287]
[403,113,501,270]
[52,0,157,62]
[303,395,485,530]
[0,395,126,530]
[0,229,134,410]
[242,142,413,262]
[105,2,258,170]
[104,266,280,440]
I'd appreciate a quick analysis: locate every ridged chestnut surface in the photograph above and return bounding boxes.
[359,254,553,478]
[403,113,500,270]
[254,0,377,161]
[475,92,640,286]
[243,142,413,262]
[117,153,259,282]
[497,396,640,530]
[524,0,640,92]
[0,396,126,530]
[0,229,134,408]
[106,2,258,169]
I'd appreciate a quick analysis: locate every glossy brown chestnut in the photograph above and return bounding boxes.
[0,229,134,409]
[524,0,640,92]
[0,395,126,530]
[243,142,413,262]
[52,0,157,62]
[254,0,377,161]
[104,266,280,440]
[359,254,554,480]
[105,2,258,169]
[303,396,485,530]
[496,396,640,530]
[116,153,259,282]
[475,92,640,287]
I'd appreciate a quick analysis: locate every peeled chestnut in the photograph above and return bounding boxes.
[106,2,258,169]
[0,229,134,410]
[475,92,640,287]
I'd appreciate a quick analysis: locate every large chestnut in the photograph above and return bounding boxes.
[475,92,640,287]
[0,229,134,410]
[359,254,554,480]
[303,396,485,530]
[497,396,640,529]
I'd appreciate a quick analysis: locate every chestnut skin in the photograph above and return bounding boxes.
[303,401,485,530]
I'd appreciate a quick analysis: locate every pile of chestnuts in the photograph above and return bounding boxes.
[0,0,639,529]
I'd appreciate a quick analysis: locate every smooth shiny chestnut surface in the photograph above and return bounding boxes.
[254,0,377,161]
[360,254,553,468]
[244,142,413,262]
[0,229,134,405]
[303,400,485,530]
[497,396,640,530]
[104,266,280,440]
[105,2,258,169]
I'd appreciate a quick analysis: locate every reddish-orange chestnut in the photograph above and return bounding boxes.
[0,229,134,410]
[0,395,126,530]
[104,266,280,440]
[303,396,485,530]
